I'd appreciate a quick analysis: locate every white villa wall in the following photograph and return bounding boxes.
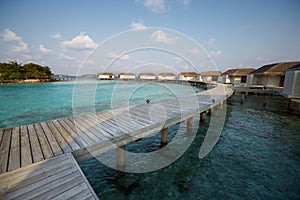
[120,75,135,79]
[283,70,300,97]
[158,76,176,80]
[139,75,156,80]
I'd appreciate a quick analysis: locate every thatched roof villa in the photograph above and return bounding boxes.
[118,73,136,80]
[283,64,300,98]
[97,72,115,80]
[178,72,198,81]
[158,72,177,80]
[138,73,156,80]
[199,71,222,83]
[222,68,255,85]
[247,61,300,88]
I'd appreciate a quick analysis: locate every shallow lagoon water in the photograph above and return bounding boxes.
[0,81,199,129]
[79,93,300,200]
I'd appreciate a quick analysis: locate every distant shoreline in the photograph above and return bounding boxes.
[0,79,55,85]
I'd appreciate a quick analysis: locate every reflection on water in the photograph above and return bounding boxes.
[80,93,300,200]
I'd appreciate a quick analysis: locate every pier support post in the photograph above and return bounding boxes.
[208,108,212,114]
[200,112,205,122]
[263,94,267,106]
[161,127,168,145]
[187,117,193,129]
[241,93,245,104]
[116,145,126,168]
[219,101,223,108]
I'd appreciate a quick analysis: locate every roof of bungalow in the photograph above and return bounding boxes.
[138,72,156,76]
[178,72,198,76]
[250,61,300,76]
[158,72,177,77]
[286,64,300,71]
[118,73,136,76]
[222,68,255,76]
[200,71,222,76]
[97,72,115,76]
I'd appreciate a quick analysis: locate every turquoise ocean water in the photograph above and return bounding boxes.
[0,81,299,199]
[0,81,199,129]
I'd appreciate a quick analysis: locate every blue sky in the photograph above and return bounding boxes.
[0,0,299,75]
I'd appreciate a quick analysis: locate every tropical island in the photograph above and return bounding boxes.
[0,61,53,83]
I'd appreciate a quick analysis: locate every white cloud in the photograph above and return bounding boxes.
[137,0,165,13]
[59,53,75,61]
[150,30,176,44]
[179,0,191,6]
[256,57,269,62]
[210,50,222,56]
[130,21,147,30]
[107,52,129,60]
[190,46,200,54]
[39,44,51,55]
[12,41,29,53]
[51,33,61,39]
[62,33,97,50]
[1,28,22,42]
[208,38,216,49]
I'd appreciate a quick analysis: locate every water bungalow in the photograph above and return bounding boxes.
[178,72,198,81]
[199,71,222,83]
[97,73,115,80]
[222,68,255,85]
[138,73,157,80]
[282,64,300,98]
[247,62,300,88]
[158,72,177,80]
[118,73,136,80]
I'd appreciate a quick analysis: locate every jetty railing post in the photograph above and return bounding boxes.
[187,117,193,129]
[161,127,168,145]
[116,145,126,168]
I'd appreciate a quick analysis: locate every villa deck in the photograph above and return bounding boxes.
[0,83,233,198]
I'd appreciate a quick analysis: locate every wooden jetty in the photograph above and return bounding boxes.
[0,83,233,199]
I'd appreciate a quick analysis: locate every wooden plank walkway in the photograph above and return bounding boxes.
[0,83,233,198]
[0,153,98,199]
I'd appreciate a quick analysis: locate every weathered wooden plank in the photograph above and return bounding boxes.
[22,172,82,200]
[51,182,88,200]
[8,127,20,171]
[0,154,72,188]
[57,119,87,148]
[63,118,95,146]
[75,115,109,141]
[40,122,63,156]
[70,117,103,144]
[20,126,32,167]
[34,124,54,159]
[27,124,44,163]
[52,120,81,150]
[46,121,72,153]
[0,130,4,146]
[68,188,95,200]
[2,161,76,199]
[0,129,12,173]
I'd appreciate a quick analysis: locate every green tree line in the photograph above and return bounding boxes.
[0,61,53,80]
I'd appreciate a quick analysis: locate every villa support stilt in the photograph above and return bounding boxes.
[187,117,193,129]
[200,112,205,122]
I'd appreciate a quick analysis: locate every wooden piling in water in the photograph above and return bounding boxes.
[187,117,193,129]
[161,128,168,144]
[116,145,126,167]
[241,93,245,104]
[200,112,205,122]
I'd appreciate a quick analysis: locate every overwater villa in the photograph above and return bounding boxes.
[138,73,157,80]
[247,62,300,88]
[222,68,255,85]
[118,73,136,80]
[199,71,222,83]
[97,72,115,80]
[178,72,198,81]
[283,64,300,98]
[158,72,177,80]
